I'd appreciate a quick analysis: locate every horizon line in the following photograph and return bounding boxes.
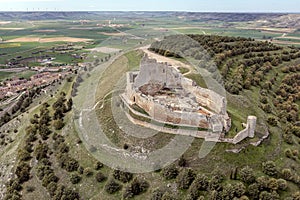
[0,10,299,14]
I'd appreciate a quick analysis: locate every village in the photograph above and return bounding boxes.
[0,69,73,99]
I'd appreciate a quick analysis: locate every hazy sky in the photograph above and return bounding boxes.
[0,0,299,12]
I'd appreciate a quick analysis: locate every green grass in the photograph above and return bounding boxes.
[124,50,144,70]
[185,73,207,88]
[0,70,37,81]
[178,67,189,74]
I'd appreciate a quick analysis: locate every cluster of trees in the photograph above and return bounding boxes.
[149,161,300,200]
[123,178,149,199]
[274,69,299,128]
[71,75,82,97]
[149,34,300,95]
[52,92,72,130]
[0,84,51,127]
[4,89,79,200]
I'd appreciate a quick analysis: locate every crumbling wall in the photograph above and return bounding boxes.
[181,78,226,115]
[134,56,182,89]
[133,93,210,129]
[232,116,257,144]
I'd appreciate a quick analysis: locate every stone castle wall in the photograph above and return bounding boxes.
[181,78,226,115]
[122,55,257,143]
[232,116,257,144]
[132,92,211,130]
[134,57,182,89]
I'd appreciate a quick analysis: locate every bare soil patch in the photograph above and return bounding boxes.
[89,46,121,53]
[98,32,127,36]
[0,27,24,30]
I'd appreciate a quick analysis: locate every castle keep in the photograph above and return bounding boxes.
[121,55,256,142]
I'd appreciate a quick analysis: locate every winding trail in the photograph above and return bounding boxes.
[139,45,194,75]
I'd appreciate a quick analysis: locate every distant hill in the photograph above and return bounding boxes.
[0,11,290,22]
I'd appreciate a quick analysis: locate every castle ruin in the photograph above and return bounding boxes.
[120,55,257,143]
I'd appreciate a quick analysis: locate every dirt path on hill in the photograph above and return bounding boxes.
[139,45,195,75]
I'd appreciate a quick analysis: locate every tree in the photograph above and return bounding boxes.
[15,162,31,183]
[176,168,196,190]
[281,168,293,181]
[209,175,223,191]
[232,182,246,197]
[277,178,287,191]
[259,191,273,200]
[47,182,57,197]
[162,165,179,180]
[292,192,300,200]
[95,172,106,182]
[151,188,164,200]
[123,178,149,199]
[53,119,64,130]
[247,183,259,199]
[70,173,81,184]
[105,179,122,194]
[267,117,278,126]
[113,169,133,183]
[262,161,277,177]
[268,178,278,191]
[161,191,177,200]
[257,176,270,191]
[188,174,209,200]
[239,166,255,184]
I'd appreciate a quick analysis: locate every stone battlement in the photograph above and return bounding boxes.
[121,55,256,143]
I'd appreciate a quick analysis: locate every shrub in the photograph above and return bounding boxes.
[94,161,104,170]
[178,156,187,167]
[25,186,35,193]
[83,167,94,177]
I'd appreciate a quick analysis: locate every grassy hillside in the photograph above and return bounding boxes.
[2,33,300,200]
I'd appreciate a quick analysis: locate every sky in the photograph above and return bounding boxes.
[0,0,299,12]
